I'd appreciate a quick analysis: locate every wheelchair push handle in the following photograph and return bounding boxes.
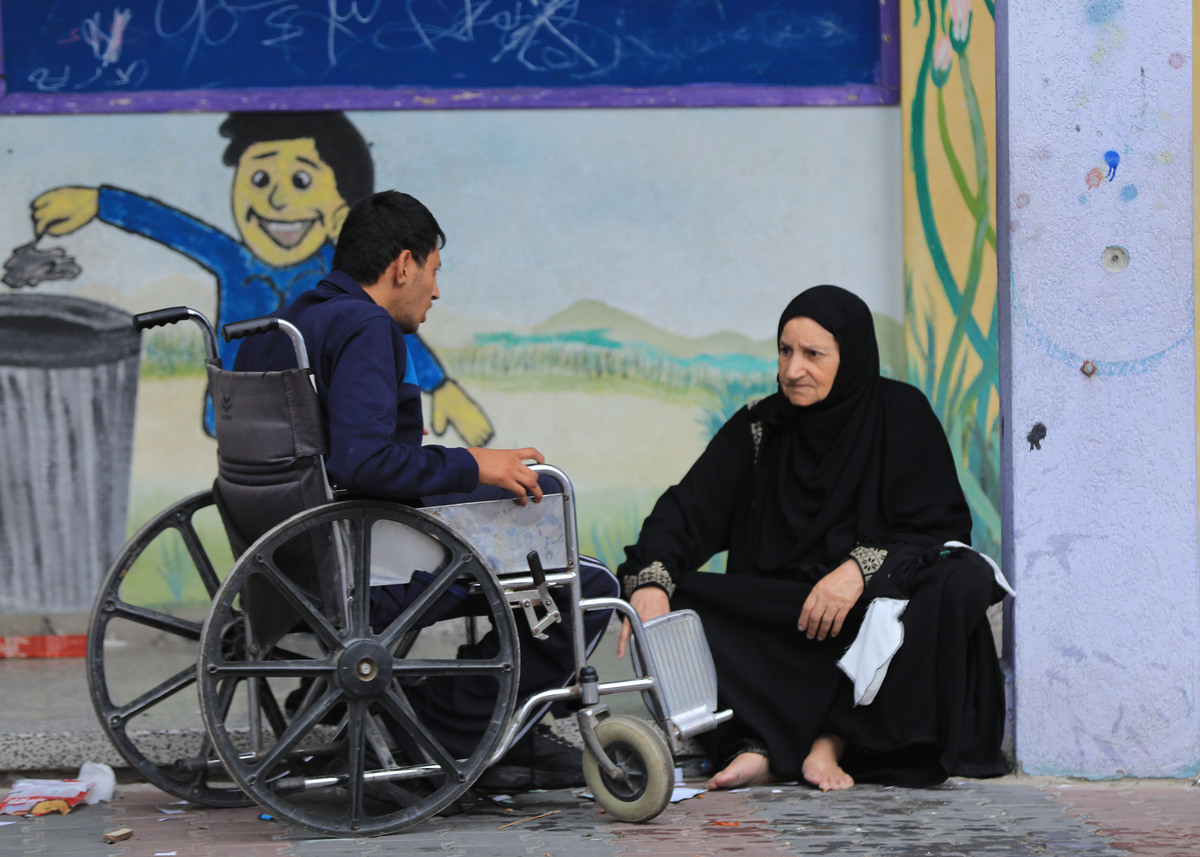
[222,316,279,341]
[131,306,219,363]
[133,306,192,331]
[222,316,311,372]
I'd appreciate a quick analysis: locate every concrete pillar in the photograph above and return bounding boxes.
[998,1,1199,777]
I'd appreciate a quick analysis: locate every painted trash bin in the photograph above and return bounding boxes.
[0,294,140,613]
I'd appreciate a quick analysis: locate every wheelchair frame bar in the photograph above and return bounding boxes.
[525,464,590,698]
[527,464,586,668]
[273,319,311,372]
[277,763,450,792]
[486,594,668,766]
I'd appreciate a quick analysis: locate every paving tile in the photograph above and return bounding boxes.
[1045,782,1200,857]
[11,776,1200,857]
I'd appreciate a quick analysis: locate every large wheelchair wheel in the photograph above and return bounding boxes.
[582,715,674,824]
[197,500,520,837]
[87,490,251,807]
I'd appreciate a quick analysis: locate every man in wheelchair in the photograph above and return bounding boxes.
[233,190,620,793]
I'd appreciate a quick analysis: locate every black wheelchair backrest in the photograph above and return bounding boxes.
[207,362,330,556]
[207,336,343,638]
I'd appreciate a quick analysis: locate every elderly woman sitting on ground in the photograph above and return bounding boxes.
[618,285,1011,791]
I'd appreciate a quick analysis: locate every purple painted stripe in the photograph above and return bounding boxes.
[0,82,898,114]
[879,0,901,91]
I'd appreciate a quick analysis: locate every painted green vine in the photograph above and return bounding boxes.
[908,0,1001,558]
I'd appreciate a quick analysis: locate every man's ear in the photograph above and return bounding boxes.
[391,249,414,285]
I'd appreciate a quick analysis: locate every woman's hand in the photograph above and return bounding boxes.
[617,586,671,659]
[798,559,865,641]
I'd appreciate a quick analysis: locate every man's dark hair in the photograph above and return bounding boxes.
[333,191,446,283]
[219,111,374,206]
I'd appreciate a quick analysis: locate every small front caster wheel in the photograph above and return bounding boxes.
[582,715,673,824]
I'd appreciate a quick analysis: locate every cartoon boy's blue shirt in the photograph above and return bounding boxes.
[98,186,445,431]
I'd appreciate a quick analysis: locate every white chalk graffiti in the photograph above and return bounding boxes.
[19,1,830,94]
[83,7,133,67]
[27,7,148,91]
[156,0,622,82]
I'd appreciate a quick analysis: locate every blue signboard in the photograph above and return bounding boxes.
[0,1,898,112]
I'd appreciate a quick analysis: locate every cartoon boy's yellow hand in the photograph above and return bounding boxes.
[32,186,100,237]
[430,379,495,447]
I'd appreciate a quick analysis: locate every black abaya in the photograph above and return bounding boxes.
[618,286,1009,785]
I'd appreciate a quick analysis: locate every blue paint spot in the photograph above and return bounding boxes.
[1104,149,1120,180]
[1087,0,1123,24]
[1078,194,1089,205]
[1120,184,1138,201]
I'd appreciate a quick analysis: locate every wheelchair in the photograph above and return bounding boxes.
[86,306,731,837]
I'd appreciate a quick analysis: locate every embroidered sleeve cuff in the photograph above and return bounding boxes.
[621,561,676,600]
[849,545,887,584]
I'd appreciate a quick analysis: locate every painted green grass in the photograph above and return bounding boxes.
[443,341,775,399]
[140,328,209,377]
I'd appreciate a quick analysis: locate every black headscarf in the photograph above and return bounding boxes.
[749,285,890,573]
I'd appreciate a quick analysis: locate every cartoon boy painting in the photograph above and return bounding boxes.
[30,111,493,444]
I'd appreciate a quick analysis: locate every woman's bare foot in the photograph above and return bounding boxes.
[802,734,854,791]
[705,752,775,790]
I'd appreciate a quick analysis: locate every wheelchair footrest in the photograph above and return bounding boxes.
[639,610,728,740]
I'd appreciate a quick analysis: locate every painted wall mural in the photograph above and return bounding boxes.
[0,107,907,614]
[23,111,493,443]
[0,292,140,612]
[902,0,1000,561]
